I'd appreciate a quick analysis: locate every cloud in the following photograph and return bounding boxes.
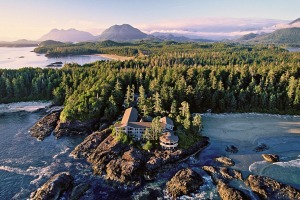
[138,18,291,39]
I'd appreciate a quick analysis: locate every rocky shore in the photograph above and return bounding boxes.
[29,112,300,199]
[29,111,61,141]
[30,172,73,200]
[72,129,209,188]
[166,168,204,198]
[29,108,99,140]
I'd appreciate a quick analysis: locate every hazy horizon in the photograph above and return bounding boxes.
[0,0,299,41]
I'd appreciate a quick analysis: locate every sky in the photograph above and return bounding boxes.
[0,0,299,41]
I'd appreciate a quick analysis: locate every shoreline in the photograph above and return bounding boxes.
[95,54,134,61]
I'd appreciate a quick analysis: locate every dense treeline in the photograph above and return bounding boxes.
[34,40,140,57]
[0,63,91,103]
[1,43,300,123]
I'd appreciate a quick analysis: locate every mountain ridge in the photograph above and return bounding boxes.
[98,24,148,42]
[38,28,96,42]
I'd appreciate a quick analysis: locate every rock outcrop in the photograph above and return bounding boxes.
[70,183,90,200]
[245,174,300,200]
[54,119,96,138]
[254,143,269,152]
[70,128,112,158]
[217,180,249,200]
[105,147,146,184]
[215,156,235,166]
[87,135,130,175]
[72,132,209,188]
[146,138,209,173]
[262,154,279,162]
[29,111,60,140]
[30,172,73,200]
[166,168,204,198]
[202,166,243,183]
[225,145,238,153]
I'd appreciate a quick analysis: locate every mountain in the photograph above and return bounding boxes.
[289,18,300,25]
[38,28,96,42]
[98,24,148,42]
[151,32,214,42]
[247,27,300,46]
[151,33,192,42]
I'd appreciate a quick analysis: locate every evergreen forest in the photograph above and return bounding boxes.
[1,42,300,123]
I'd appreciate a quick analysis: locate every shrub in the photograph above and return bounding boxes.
[142,140,153,151]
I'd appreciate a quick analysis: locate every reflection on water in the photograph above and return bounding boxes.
[0,47,109,69]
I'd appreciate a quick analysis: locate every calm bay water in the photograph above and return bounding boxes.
[0,47,109,69]
[1,104,300,199]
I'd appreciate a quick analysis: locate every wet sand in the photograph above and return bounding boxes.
[198,113,300,187]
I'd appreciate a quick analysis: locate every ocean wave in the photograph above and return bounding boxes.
[274,158,300,168]
[0,101,51,113]
[0,161,58,185]
[0,165,30,175]
[249,161,270,174]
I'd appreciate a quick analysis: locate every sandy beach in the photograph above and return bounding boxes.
[96,54,134,61]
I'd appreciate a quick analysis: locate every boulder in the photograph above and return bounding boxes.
[29,111,60,140]
[254,143,269,152]
[30,172,73,200]
[262,154,279,162]
[202,166,243,183]
[54,119,96,138]
[215,156,235,166]
[225,145,238,153]
[245,174,300,200]
[166,168,204,198]
[70,128,112,158]
[70,183,90,200]
[217,180,249,200]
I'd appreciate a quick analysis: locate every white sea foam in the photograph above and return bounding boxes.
[64,162,72,168]
[274,159,300,168]
[29,162,58,185]
[0,101,51,113]
[249,161,270,174]
[0,160,58,185]
[53,147,70,159]
[0,166,29,175]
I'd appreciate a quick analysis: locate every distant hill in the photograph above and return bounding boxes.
[38,28,96,42]
[151,32,213,42]
[247,27,300,46]
[237,33,259,41]
[0,39,38,47]
[98,24,148,42]
[38,40,65,47]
